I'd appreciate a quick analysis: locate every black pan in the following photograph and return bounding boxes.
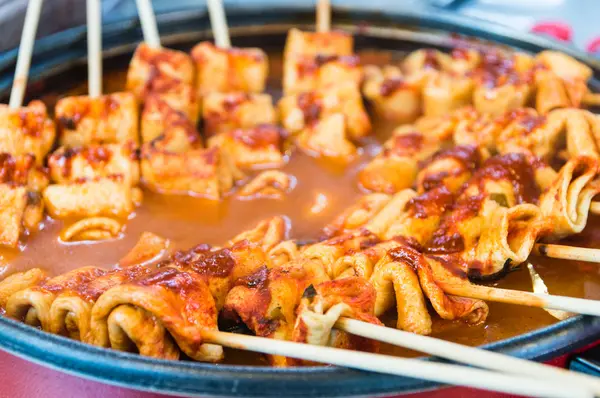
[0,4,599,397]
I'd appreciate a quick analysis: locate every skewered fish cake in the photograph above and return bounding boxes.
[56,92,139,147]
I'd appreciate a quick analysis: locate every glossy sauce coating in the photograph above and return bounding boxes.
[1,51,599,365]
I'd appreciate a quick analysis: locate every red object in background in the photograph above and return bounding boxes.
[530,21,573,42]
[587,37,600,55]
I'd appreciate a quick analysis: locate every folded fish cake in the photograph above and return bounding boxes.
[56,92,139,147]
[140,145,242,199]
[48,144,140,186]
[191,42,268,98]
[202,92,276,137]
[0,101,56,165]
[279,81,371,140]
[126,43,195,99]
[208,124,284,170]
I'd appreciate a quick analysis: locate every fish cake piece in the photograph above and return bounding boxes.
[0,184,27,248]
[0,101,56,165]
[283,28,354,95]
[141,94,203,149]
[48,144,140,186]
[208,124,284,170]
[362,65,422,124]
[0,153,49,246]
[126,43,194,99]
[43,176,134,219]
[296,113,356,160]
[56,92,139,147]
[284,54,362,96]
[202,92,276,137]
[279,81,371,140]
[191,41,268,98]
[359,127,442,193]
[140,145,242,199]
[142,77,199,125]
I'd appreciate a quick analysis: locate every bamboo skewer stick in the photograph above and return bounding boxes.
[440,282,600,317]
[590,201,600,215]
[86,0,102,98]
[9,0,44,109]
[533,243,600,263]
[336,317,600,396]
[316,0,331,33]
[202,329,590,398]
[206,0,231,49]
[134,0,161,48]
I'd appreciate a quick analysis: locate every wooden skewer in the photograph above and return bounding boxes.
[316,0,331,33]
[590,201,600,215]
[440,282,600,317]
[134,0,161,48]
[336,317,600,396]
[9,0,44,109]
[86,0,102,98]
[533,243,600,263]
[202,329,590,398]
[206,0,231,49]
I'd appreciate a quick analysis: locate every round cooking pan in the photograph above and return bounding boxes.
[0,4,599,397]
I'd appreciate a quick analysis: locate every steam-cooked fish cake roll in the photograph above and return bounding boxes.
[279,81,371,140]
[222,258,329,366]
[49,232,169,342]
[91,266,223,362]
[0,101,55,165]
[466,203,545,278]
[539,156,600,239]
[5,266,105,331]
[227,216,289,253]
[170,241,270,310]
[383,186,455,246]
[48,144,140,186]
[387,242,489,325]
[291,277,381,365]
[126,43,194,100]
[416,145,484,193]
[55,92,139,147]
[202,92,276,138]
[191,41,268,99]
[426,153,541,255]
[321,193,391,238]
[208,124,284,170]
[0,153,49,247]
[359,127,442,193]
[140,145,243,199]
[0,268,47,309]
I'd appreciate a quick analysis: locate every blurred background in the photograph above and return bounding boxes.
[0,0,599,53]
